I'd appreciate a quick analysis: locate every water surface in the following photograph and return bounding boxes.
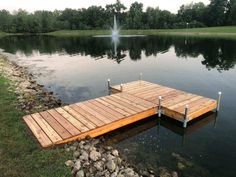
[0,35,235,177]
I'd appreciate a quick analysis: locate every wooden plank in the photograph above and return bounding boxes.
[40,111,72,139]
[76,102,112,124]
[163,94,198,107]
[89,99,124,118]
[47,109,80,136]
[174,97,206,112]
[23,115,52,147]
[56,107,90,132]
[95,98,131,116]
[83,101,119,121]
[70,104,105,126]
[188,101,217,120]
[56,107,156,144]
[128,84,163,95]
[111,94,147,110]
[115,93,156,108]
[31,113,62,143]
[100,97,137,114]
[106,96,143,112]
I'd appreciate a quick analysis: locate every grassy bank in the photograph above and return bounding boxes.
[0,75,70,177]
[48,26,236,38]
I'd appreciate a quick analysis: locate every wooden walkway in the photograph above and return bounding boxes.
[23,80,217,147]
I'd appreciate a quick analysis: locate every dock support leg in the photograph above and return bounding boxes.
[139,73,143,81]
[216,91,222,112]
[107,79,111,90]
[120,84,123,92]
[107,79,111,95]
[183,105,189,128]
[139,73,142,85]
[158,96,162,117]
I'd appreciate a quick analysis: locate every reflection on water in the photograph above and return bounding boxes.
[0,35,236,177]
[1,35,236,71]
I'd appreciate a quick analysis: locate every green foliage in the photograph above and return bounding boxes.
[0,0,236,33]
[0,75,71,177]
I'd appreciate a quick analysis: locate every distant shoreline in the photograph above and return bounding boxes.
[1,26,236,39]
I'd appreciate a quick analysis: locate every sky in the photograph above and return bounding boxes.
[0,0,210,14]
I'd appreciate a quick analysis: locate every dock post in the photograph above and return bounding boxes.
[120,84,123,92]
[158,96,162,117]
[139,73,143,80]
[183,105,189,128]
[216,91,222,112]
[139,73,142,85]
[107,79,111,90]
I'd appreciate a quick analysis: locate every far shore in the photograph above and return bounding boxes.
[0,26,236,39]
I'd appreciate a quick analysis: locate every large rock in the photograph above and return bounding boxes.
[90,150,101,161]
[65,160,74,167]
[112,149,119,157]
[94,161,104,171]
[106,160,116,172]
[76,170,85,177]
[73,151,80,159]
[74,160,81,171]
[80,150,89,161]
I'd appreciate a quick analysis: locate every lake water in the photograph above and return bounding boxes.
[0,35,235,177]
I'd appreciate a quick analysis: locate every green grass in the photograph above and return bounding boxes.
[47,26,236,38]
[0,75,71,177]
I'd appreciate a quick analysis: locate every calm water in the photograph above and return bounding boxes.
[0,35,236,177]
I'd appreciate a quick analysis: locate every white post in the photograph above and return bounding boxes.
[139,73,143,81]
[120,84,123,92]
[158,96,162,117]
[216,91,222,112]
[107,79,110,90]
[183,105,189,128]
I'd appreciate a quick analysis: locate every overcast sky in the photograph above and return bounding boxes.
[0,0,210,14]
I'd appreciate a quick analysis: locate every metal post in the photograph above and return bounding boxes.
[139,73,143,81]
[107,79,110,90]
[183,105,189,128]
[158,96,162,117]
[120,84,123,92]
[216,91,222,112]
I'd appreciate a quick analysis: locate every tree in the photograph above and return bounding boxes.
[206,0,228,26]
[226,0,236,25]
[127,2,143,29]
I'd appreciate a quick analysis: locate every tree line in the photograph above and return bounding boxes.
[0,0,235,33]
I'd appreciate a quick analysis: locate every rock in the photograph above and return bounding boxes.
[94,161,104,171]
[74,160,81,171]
[122,168,135,177]
[107,154,115,161]
[83,144,91,150]
[80,150,89,161]
[65,160,74,167]
[171,171,178,177]
[105,146,113,150]
[177,161,186,170]
[76,170,85,177]
[89,150,101,161]
[159,167,171,177]
[112,149,119,157]
[106,160,116,172]
[69,145,77,151]
[73,151,80,159]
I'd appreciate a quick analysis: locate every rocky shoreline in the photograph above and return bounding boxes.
[0,54,178,177]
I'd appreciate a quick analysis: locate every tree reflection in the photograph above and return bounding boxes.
[0,35,235,71]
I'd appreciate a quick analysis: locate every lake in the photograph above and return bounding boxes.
[0,35,235,177]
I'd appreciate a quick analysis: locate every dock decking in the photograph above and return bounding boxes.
[23,80,218,147]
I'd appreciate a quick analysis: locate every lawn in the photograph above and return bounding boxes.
[0,75,71,177]
[47,26,236,37]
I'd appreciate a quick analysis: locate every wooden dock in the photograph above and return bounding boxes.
[23,80,218,147]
